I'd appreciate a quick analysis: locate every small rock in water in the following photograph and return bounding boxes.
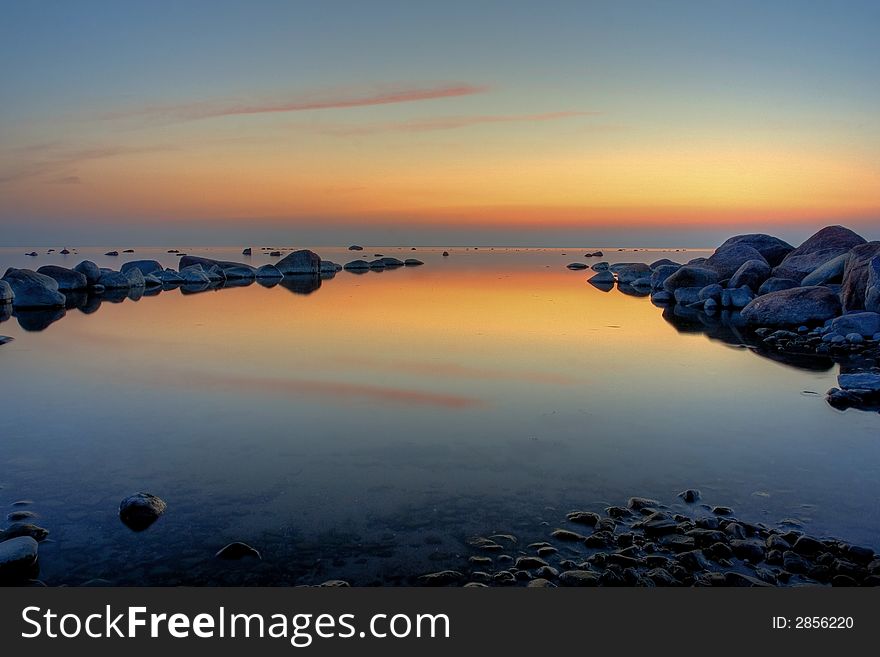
[0,522,49,542]
[404,259,424,266]
[215,542,262,560]
[566,262,588,270]
[118,492,167,531]
[442,251,450,257]
[679,489,701,503]
[6,510,36,521]
[0,536,39,583]
[712,506,734,515]
[551,528,588,542]
[105,251,119,256]
[418,570,462,586]
[566,511,600,526]
[0,336,13,346]
[318,580,350,587]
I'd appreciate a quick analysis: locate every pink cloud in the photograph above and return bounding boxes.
[315,111,598,135]
[107,83,490,122]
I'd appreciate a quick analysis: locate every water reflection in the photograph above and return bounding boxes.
[278,275,322,295]
[15,307,66,331]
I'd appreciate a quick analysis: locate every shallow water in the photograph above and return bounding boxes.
[1,245,878,585]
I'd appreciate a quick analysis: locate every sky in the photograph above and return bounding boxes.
[1,0,878,247]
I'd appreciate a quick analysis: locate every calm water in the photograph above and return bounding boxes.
[1,245,879,585]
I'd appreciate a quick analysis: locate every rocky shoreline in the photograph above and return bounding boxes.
[580,225,880,413]
[0,249,424,333]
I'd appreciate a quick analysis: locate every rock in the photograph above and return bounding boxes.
[558,570,599,587]
[514,556,549,570]
[741,286,842,325]
[630,277,653,288]
[105,251,119,256]
[567,262,588,270]
[220,265,256,280]
[663,265,720,293]
[526,578,556,588]
[344,259,373,271]
[215,542,262,560]
[121,260,163,276]
[721,286,754,308]
[379,257,404,268]
[588,270,615,284]
[699,284,724,301]
[0,280,13,304]
[801,253,848,286]
[97,269,131,289]
[318,580,350,587]
[442,251,450,257]
[404,259,424,266]
[255,264,283,279]
[634,512,678,536]
[841,242,880,311]
[118,492,167,531]
[591,262,610,271]
[729,539,765,563]
[628,496,659,510]
[674,287,702,306]
[651,264,681,289]
[74,260,102,286]
[715,234,794,266]
[650,258,681,270]
[0,522,49,542]
[783,550,809,574]
[123,267,146,288]
[651,291,673,303]
[242,248,252,256]
[838,371,880,393]
[704,298,718,312]
[0,336,13,346]
[418,570,463,586]
[728,259,771,290]
[0,536,39,582]
[551,529,587,542]
[705,244,768,279]
[614,263,652,284]
[830,312,880,337]
[679,489,700,503]
[368,259,387,269]
[712,506,733,515]
[348,245,364,251]
[757,277,799,296]
[773,225,866,282]
[36,265,88,291]
[566,511,600,526]
[179,267,211,284]
[269,251,282,257]
[863,256,880,313]
[1,268,66,308]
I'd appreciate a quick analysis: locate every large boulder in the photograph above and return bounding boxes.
[97,269,132,290]
[715,234,794,267]
[758,277,798,295]
[721,286,754,308]
[1,268,66,308]
[704,244,768,279]
[651,264,680,290]
[830,312,880,338]
[222,265,257,280]
[773,225,866,282]
[663,265,720,293]
[180,266,211,284]
[121,260,163,276]
[36,265,88,291]
[255,264,283,279]
[801,253,848,286]
[728,259,771,290]
[123,267,146,288]
[649,258,680,270]
[0,280,13,304]
[611,263,652,284]
[276,250,321,275]
[840,242,880,312]
[741,286,842,326]
[119,492,167,532]
[867,256,880,313]
[74,260,101,286]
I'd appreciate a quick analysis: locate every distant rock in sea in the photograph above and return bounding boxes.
[348,245,364,251]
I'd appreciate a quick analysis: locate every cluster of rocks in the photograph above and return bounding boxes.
[578,226,880,412]
[419,494,879,587]
[0,501,49,584]
[0,249,425,332]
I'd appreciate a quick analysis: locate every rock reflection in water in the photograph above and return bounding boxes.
[15,307,66,331]
[279,275,322,295]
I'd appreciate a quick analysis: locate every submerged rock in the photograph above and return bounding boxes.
[2,268,66,308]
[404,259,424,266]
[215,542,262,560]
[344,260,371,271]
[0,536,39,583]
[0,522,49,542]
[119,492,167,531]
[741,286,842,325]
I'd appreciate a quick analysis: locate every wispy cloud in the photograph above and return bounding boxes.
[0,144,173,185]
[105,82,490,123]
[314,111,598,136]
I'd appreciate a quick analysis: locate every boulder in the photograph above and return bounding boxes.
[320,261,343,273]
[404,259,424,266]
[179,267,211,284]
[242,248,252,255]
[867,257,880,313]
[143,274,162,288]
[0,536,39,582]
[840,242,880,312]
[715,234,794,266]
[36,265,88,291]
[801,253,848,286]
[156,268,185,284]
[123,266,145,288]
[119,492,167,531]
[613,263,652,284]
[379,257,404,268]
[1,268,66,308]
[74,260,102,286]
[121,260,163,276]
[704,244,768,279]
[741,286,842,326]
[758,277,798,295]
[276,250,321,275]
[348,245,363,251]
[589,270,615,284]
[830,312,880,338]
[630,277,653,288]
[204,265,226,282]
[838,371,880,393]
[567,262,588,270]
[222,265,257,280]
[699,283,724,301]
[649,258,681,270]
[663,265,720,293]
[0,280,13,304]
[721,286,754,308]
[674,287,703,305]
[591,262,610,271]
[344,260,371,271]
[728,259,771,290]
[773,225,867,282]
[255,264,283,279]
[651,264,681,290]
